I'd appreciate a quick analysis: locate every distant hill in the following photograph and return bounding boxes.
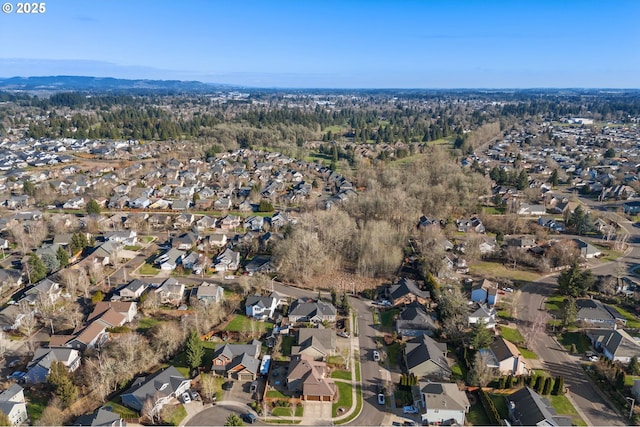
[0,76,231,92]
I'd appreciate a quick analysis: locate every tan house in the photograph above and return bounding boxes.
[287,354,336,401]
[483,337,528,376]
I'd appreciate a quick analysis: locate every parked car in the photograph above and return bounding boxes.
[181,392,191,404]
[377,393,385,405]
[589,355,599,362]
[337,331,350,338]
[373,350,381,362]
[7,359,19,368]
[6,371,25,381]
[403,420,417,426]
[403,406,419,414]
[190,390,200,400]
[222,381,234,390]
[250,381,258,393]
[242,413,257,424]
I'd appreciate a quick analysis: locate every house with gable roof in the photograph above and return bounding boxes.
[23,347,82,384]
[481,336,528,376]
[291,328,336,361]
[121,366,190,413]
[211,339,262,381]
[286,354,337,401]
[414,381,470,425]
[245,294,277,320]
[587,329,640,363]
[396,300,438,337]
[471,279,499,306]
[404,334,450,380]
[0,384,28,426]
[507,387,572,426]
[388,278,430,307]
[288,299,336,323]
[75,406,125,427]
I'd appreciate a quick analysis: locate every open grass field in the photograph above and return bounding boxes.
[224,314,274,333]
[331,370,352,380]
[613,306,640,328]
[469,261,542,282]
[545,295,565,313]
[138,263,160,275]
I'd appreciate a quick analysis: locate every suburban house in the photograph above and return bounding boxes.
[190,282,224,305]
[121,366,190,413]
[0,304,35,331]
[404,334,450,380]
[245,294,278,320]
[286,354,337,401]
[214,248,240,272]
[154,278,185,306]
[632,379,640,401]
[116,279,148,301]
[23,278,61,306]
[388,278,430,307]
[171,232,199,250]
[471,279,499,306]
[291,328,336,361]
[154,248,185,271]
[23,347,82,384]
[507,387,572,426]
[396,301,438,337]
[75,406,125,427]
[244,256,277,275]
[573,239,602,259]
[482,337,528,376]
[211,340,262,381]
[468,304,497,329]
[517,204,546,216]
[195,215,217,231]
[456,217,485,233]
[288,299,337,323]
[104,230,137,246]
[587,329,640,363]
[0,384,28,426]
[623,200,640,215]
[208,233,227,247]
[414,381,470,426]
[576,299,625,329]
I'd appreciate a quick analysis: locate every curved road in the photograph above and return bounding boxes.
[516,202,639,426]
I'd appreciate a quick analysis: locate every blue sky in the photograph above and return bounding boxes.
[0,0,638,88]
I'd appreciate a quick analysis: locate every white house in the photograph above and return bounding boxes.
[214,248,240,272]
[416,381,470,425]
[0,384,28,426]
[245,295,277,320]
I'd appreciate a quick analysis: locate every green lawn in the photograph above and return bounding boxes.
[469,261,542,282]
[545,295,565,313]
[136,316,162,332]
[140,236,155,244]
[451,364,464,380]
[548,395,587,426]
[500,326,524,345]
[25,391,48,422]
[355,360,361,382]
[518,347,538,359]
[335,384,362,425]
[327,355,346,367]
[170,340,217,377]
[467,401,491,426]
[138,263,160,275]
[489,393,510,419]
[224,314,274,333]
[482,206,506,215]
[272,406,304,417]
[379,308,400,328]
[559,331,591,354]
[331,370,352,380]
[124,245,141,251]
[162,404,187,426]
[267,389,288,399]
[385,342,402,367]
[107,398,140,419]
[613,306,640,329]
[281,336,296,356]
[372,310,380,325]
[332,381,353,417]
[626,375,640,387]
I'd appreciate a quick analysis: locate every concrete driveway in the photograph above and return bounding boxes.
[300,401,332,425]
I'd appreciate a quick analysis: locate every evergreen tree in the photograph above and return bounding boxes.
[70,232,89,255]
[561,298,577,327]
[86,199,101,215]
[533,375,544,394]
[46,361,78,408]
[28,254,47,283]
[41,252,60,273]
[56,246,69,267]
[469,320,494,349]
[516,170,529,190]
[558,263,594,297]
[225,414,244,426]
[23,180,36,197]
[186,329,204,370]
[542,377,554,395]
[552,376,565,395]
